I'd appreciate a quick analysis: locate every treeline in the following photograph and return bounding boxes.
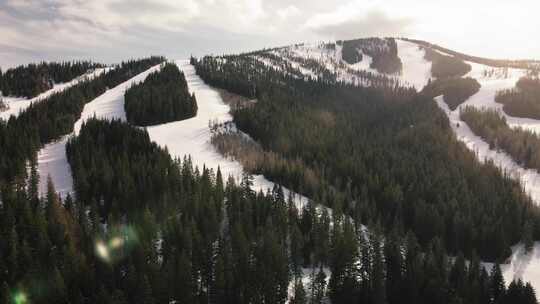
[340,38,402,74]
[193,54,540,262]
[423,77,481,110]
[405,38,540,70]
[0,56,165,184]
[2,117,537,304]
[0,61,100,98]
[424,47,472,78]
[66,118,183,219]
[496,77,540,119]
[125,62,197,126]
[461,106,540,174]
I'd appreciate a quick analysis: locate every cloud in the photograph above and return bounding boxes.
[305,9,414,40]
[0,0,539,69]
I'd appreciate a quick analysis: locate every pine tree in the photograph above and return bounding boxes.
[490,263,506,303]
[290,279,307,304]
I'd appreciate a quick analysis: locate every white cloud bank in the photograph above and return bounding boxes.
[1,0,539,68]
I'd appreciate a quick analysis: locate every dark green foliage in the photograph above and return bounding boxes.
[193,54,539,262]
[0,61,101,98]
[1,116,539,303]
[496,77,540,119]
[461,106,540,171]
[125,62,197,126]
[0,57,165,184]
[66,118,182,219]
[423,77,481,110]
[341,38,402,74]
[424,47,472,78]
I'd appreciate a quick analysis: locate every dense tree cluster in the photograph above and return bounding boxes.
[125,62,197,126]
[0,56,165,184]
[341,38,402,74]
[424,47,472,78]
[193,54,540,262]
[66,118,183,219]
[405,38,540,70]
[2,117,538,304]
[0,61,101,98]
[423,77,481,110]
[461,106,540,172]
[496,77,540,119]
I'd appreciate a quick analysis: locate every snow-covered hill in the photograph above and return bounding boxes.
[251,38,432,91]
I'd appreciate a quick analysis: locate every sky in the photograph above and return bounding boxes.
[1,0,539,68]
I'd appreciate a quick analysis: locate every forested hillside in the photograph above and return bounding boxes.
[0,56,165,184]
[461,107,540,173]
[2,117,537,304]
[496,77,540,119]
[423,47,471,78]
[423,77,481,110]
[125,62,197,126]
[340,38,402,74]
[193,54,540,262]
[0,61,100,98]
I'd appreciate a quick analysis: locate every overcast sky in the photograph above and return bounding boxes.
[1,0,539,68]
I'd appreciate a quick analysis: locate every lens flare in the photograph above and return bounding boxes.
[95,240,110,262]
[12,291,28,304]
[94,225,138,264]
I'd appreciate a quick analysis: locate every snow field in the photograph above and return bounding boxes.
[146,60,311,211]
[37,64,163,198]
[0,67,109,121]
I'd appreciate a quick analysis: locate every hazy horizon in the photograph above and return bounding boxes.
[2,0,539,68]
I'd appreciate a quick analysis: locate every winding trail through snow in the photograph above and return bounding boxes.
[146,60,310,210]
[1,68,109,121]
[433,60,540,291]
[37,64,162,198]
[37,60,309,210]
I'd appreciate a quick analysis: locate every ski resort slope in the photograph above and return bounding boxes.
[436,95,540,292]
[456,62,540,133]
[37,64,162,198]
[269,39,431,91]
[435,96,540,205]
[0,68,109,121]
[146,60,310,210]
[396,39,432,90]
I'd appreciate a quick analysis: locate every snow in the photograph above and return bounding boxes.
[452,62,540,133]
[396,39,432,90]
[502,243,540,291]
[37,64,163,198]
[0,68,109,121]
[146,60,310,210]
[437,94,540,294]
[435,96,540,205]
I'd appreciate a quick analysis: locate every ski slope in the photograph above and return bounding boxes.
[436,94,540,292]
[37,64,162,198]
[0,68,109,121]
[454,62,540,133]
[396,39,432,90]
[435,96,540,205]
[260,39,432,91]
[146,60,310,210]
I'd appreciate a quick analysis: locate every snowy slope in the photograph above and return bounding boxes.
[0,68,109,121]
[435,96,540,205]
[454,62,540,133]
[37,64,162,198]
[395,39,432,90]
[436,95,540,292]
[146,60,310,210]
[259,39,432,91]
